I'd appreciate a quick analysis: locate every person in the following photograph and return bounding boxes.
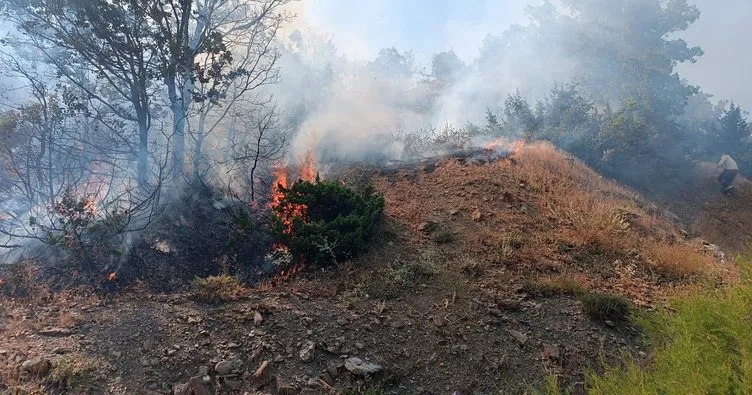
[717,153,739,191]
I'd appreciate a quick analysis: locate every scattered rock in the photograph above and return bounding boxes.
[449,208,460,216]
[431,316,444,327]
[344,357,383,376]
[336,318,348,326]
[189,375,212,395]
[38,327,72,337]
[299,341,315,363]
[605,320,616,328]
[53,347,71,354]
[355,342,365,350]
[320,372,335,386]
[253,360,270,379]
[173,382,192,395]
[506,329,528,346]
[418,221,439,233]
[215,360,234,376]
[224,379,242,390]
[227,342,241,349]
[21,356,50,375]
[274,355,285,363]
[497,298,522,310]
[254,311,264,327]
[198,365,209,376]
[0,349,7,355]
[471,210,483,221]
[187,316,202,324]
[276,377,299,395]
[542,344,561,361]
[327,362,340,379]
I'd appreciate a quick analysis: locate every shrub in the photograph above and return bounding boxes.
[272,178,385,267]
[191,274,245,304]
[580,291,630,321]
[46,356,98,392]
[433,230,455,244]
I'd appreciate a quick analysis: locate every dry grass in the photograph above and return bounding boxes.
[522,276,586,297]
[647,243,717,280]
[190,274,246,304]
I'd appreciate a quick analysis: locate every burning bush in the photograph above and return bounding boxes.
[272,177,385,267]
[190,274,246,304]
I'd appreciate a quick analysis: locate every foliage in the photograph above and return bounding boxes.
[588,257,752,394]
[190,274,245,304]
[273,178,385,266]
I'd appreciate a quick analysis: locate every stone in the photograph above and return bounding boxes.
[542,344,561,361]
[224,379,242,390]
[21,356,50,375]
[497,299,522,310]
[449,208,460,216]
[189,375,212,395]
[418,221,438,233]
[506,329,528,346]
[227,342,241,349]
[344,357,382,376]
[254,311,264,327]
[605,320,616,328]
[327,362,339,379]
[355,342,365,350]
[276,377,299,395]
[173,382,192,395]
[321,372,335,386]
[471,210,483,221]
[431,316,444,327]
[38,327,72,337]
[299,341,315,363]
[215,360,234,376]
[198,365,209,376]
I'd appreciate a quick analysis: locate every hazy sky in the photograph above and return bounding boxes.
[299,0,752,109]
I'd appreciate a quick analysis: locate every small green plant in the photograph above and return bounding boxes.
[272,178,385,267]
[191,274,245,304]
[433,230,455,244]
[45,356,98,391]
[580,291,630,321]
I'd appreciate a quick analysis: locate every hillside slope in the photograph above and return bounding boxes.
[0,143,732,394]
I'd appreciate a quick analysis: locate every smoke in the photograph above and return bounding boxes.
[273,0,751,167]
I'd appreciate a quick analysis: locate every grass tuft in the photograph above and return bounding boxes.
[46,356,99,392]
[433,230,455,244]
[522,277,585,297]
[580,291,630,321]
[191,274,245,304]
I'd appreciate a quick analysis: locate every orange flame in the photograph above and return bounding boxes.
[485,139,505,152]
[108,272,117,281]
[270,151,318,236]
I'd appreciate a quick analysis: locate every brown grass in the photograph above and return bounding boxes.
[647,243,717,280]
[190,274,246,304]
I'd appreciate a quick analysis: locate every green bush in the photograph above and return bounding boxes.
[272,177,385,266]
[580,291,631,321]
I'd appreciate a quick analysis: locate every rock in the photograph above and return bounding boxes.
[336,318,348,326]
[224,379,242,390]
[431,316,444,327]
[542,344,561,361]
[198,365,209,376]
[605,320,616,328]
[449,208,460,216]
[471,210,483,221]
[276,377,298,395]
[252,360,270,379]
[497,298,522,310]
[299,341,315,363]
[215,360,234,376]
[418,221,438,233]
[21,356,50,375]
[327,362,339,379]
[506,329,528,346]
[274,355,285,363]
[53,347,71,354]
[38,327,72,337]
[189,375,212,395]
[227,342,241,349]
[344,357,382,376]
[254,311,264,327]
[187,316,202,324]
[320,372,335,387]
[173,382,192,395]
[355,342,365,350]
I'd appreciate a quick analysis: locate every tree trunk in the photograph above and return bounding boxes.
[193,110,208,174]
[137,115,149,188]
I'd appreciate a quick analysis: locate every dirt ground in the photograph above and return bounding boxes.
[0,143,731,394]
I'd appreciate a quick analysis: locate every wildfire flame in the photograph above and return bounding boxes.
[108,272,117,281]
[484,139,526,156]
[270,151,318,236]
